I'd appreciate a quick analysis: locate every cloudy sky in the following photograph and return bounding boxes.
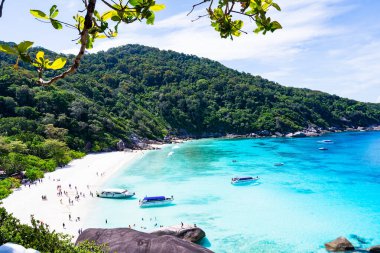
[1,0,380,102]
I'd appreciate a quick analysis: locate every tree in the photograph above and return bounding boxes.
[0,0,281,85]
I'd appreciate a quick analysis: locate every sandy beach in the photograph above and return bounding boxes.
[1,150,146,240]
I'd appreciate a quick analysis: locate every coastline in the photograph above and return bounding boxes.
[0,150,148,241]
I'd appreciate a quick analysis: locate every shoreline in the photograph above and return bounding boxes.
[161,127,380,142]
[0,150,151,241]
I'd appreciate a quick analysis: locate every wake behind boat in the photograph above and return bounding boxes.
[231,176,259,185]
[139,195,174,207]
[97,188,135,199]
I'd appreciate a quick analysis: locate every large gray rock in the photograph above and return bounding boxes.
[151,224,206,243]
[368,245,380,253]
[116,140,126,151]
[75,228,213,253]
[325,237,355,252]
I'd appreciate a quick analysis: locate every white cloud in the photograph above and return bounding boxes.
[83,0,345,63]
[59,0,380,102]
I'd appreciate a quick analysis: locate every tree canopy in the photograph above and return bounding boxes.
[0,0,282,85]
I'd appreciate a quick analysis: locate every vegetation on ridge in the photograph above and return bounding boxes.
[0,43,380,191]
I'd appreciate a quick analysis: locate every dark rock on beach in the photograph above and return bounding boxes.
[368,245,380,253]
[151,224,206,243]
[325,237,355,252]
[76,228,213,253]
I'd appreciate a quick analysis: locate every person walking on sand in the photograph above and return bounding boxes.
[63,223,65,229]
[105,219,108,224]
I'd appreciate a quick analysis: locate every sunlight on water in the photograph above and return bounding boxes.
[85,132,380,252]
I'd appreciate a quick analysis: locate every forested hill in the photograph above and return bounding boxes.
[1,43,380,153]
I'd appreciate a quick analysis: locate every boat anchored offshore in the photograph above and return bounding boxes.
[139,196,174,207]
[97,189,135,199]
[231,176,259,185]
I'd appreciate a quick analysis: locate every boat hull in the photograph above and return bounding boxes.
[231,178,259,185]
[139,199,174,208]
[97,193,135,199]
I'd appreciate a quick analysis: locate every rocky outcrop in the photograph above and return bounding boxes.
[75,228,213,253]
[151,224,206,243]
[325,237,355,251]
[368,245,380,253]
[116,140,126,151]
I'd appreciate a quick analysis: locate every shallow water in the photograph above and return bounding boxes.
[85,132,380,252]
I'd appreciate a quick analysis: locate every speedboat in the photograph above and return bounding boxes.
[318,147,328,150]
[322,140,333,143]
[97,189,135,199]
[231,176,259,185]
[139,196,174,207]
[274,162,284,166]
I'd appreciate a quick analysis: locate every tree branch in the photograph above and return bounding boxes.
[38,0,97,85]
[187,0,209,16]
[0,0,6,18]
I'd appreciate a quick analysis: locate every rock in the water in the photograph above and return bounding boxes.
[368,245,380,253]
[325,237,355,251]
[151,224,206,243]
[76,228,213,253]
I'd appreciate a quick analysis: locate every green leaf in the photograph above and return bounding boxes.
[271,21,282,30]
[150,4,165,12]
[19,53,32,63]
[30,10,49,20]
[51,19,63,30]
[86,35,94,49]
[35,51,45,64]
[271,3,281,11]
[101,10,117,21]
[94,10,101,20]
[17,41,34,53]
[129,0,142,6]
[111,15,121,22]
[46,57,67,70]
[146,12,155,25]
[0,44,17,55]
[50,5,59,19]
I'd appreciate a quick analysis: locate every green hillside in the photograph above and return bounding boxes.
[0,43,380,184]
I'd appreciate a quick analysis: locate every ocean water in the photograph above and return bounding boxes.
[85,132,380,252]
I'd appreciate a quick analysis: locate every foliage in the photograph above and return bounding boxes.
[0,178,20,199]
[0,0,281,85]
[0,207,105,252]
[0,43,379,141]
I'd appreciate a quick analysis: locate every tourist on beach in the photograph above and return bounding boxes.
[105,219,108,224]
[63,223,65,229]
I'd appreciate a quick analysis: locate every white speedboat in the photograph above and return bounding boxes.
[231,176,259,185]
[139,196,174,207]
[97,189,135,199]
[318,147,328,150]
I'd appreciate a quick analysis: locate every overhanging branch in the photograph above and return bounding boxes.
[0,0,6,18]
[38,0,97,85]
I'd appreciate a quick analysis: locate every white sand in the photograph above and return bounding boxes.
[1,150,146,241]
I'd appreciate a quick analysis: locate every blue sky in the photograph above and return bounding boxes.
[0,0,380,102]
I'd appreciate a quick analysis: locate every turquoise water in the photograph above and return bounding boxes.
[85,132,380,252]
